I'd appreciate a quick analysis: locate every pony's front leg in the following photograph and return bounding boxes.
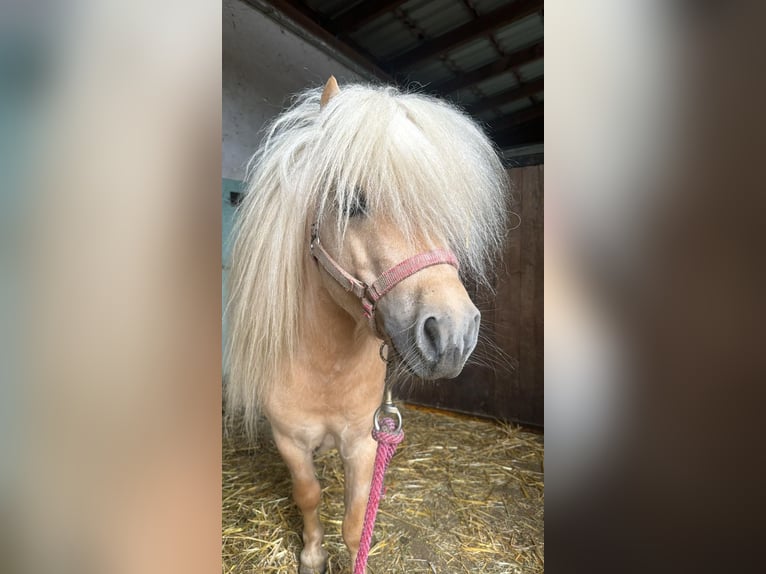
[340,432,377,572]
[272,431,328,574]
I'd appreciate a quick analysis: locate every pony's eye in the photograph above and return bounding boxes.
[346,188,367,218]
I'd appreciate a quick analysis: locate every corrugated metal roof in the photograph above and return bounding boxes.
[350,14,419,60]
[270,0,543,158]
[407,58,452,85]
[442,37,498,73]
[451,88,483,106]
[476,70,520,96]
[517,58,543,82]
[494,13,543,53]
[498,97,534,115]
[402,0,473,39]
[473,0,520,16]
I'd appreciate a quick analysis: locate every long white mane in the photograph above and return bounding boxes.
[225,83,508,431]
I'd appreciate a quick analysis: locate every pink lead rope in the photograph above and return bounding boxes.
[353,416,404,574]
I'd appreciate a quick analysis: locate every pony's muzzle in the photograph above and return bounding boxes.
[415,306,480,379]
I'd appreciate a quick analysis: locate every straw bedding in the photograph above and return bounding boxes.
[222,404,544,574]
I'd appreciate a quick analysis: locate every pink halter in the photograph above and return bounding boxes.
[309,221,459,335]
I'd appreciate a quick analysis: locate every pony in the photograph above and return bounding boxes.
[225,76,508,574]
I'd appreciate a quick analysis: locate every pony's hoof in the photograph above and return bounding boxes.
[298,549,328,574]
[298,565,326,574]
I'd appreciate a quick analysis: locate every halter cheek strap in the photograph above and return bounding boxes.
[309,222,459,335]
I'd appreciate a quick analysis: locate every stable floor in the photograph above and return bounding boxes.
[222,405,544,574]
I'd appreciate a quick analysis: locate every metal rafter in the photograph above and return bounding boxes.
[251,0,543,153]
[382,0,543,72]
[429,41,543,94]
[332,0,410,33]
[260,0,393,81]
[466,78,543,114]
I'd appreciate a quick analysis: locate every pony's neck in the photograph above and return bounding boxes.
[284,251,386,418]
[302,255,373,361]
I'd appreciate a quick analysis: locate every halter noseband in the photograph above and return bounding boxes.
[309,221,459,336]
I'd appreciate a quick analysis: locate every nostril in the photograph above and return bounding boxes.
[465,310,481,350]
[422,316,441,359]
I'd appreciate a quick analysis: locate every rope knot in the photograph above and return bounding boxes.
[371,417,404,445]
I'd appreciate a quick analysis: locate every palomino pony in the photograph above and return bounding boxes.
[226,77,507,574]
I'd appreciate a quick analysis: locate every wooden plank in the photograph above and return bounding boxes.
[493,170,523,421]
[516,165,543,425]
[383,0,543,72]
[533,168,544,424]
[429,42,543,94]
[466,78,543,115]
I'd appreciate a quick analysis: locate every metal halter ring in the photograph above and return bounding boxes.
[379,342,394,364]
[373,402,403,433]
[374,386,402,432]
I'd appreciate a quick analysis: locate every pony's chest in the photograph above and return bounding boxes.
[266,356,384,425]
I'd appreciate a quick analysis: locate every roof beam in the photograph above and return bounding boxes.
[466,78,543,115]
[489,103,544,133]
[430,41,543,94]
[383,0,543,72]
[333,0,410,34]
[249,0,394,83]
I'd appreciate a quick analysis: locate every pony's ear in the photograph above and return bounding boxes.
[320,76,340,109]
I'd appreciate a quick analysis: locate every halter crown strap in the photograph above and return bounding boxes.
[310,221,459,333]
[309,224,367,299]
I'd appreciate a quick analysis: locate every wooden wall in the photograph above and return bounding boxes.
[400,165,544,428]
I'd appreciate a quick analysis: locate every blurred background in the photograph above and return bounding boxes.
[1,1,221,573]
[545,1,766,572]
